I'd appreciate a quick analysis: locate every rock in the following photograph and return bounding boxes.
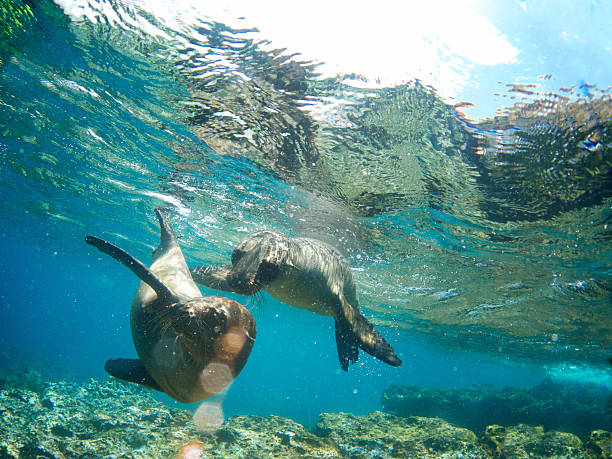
[0,374,201,457]
[314,411,487,458]
[481,424,589,459]
[207,414,341,458]
[584,430,612,458]
[1,370,609,458]
[382,380,612,438]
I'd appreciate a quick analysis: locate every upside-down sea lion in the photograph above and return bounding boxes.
[191,231,401,371]
[85,209,256,403]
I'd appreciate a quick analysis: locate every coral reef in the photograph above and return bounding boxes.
[0,371,610,458]
[382,380,612,439]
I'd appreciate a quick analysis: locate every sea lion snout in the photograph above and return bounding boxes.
[227,268,260,295]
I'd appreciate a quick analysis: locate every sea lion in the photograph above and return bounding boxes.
[191,231,401,371]
[85,209,256,403]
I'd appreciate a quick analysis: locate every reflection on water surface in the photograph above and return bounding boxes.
[1,0,610,365]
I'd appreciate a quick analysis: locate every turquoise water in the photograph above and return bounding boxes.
[1,0,611,449]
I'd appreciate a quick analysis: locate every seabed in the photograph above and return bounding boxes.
[1,370,610,458]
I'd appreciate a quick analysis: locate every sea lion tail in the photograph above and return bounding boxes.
[85,235,179,303]
[335,295,402,368]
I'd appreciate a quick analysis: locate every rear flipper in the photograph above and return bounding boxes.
[104,358,162,392]
[334,293,402,369]
[334,319,359,371]
[152,208,179,260]
[85,235,179,304]
[352,313,402,367]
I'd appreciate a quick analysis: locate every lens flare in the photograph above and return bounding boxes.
[198,361,233,394]
[193,402,224,433]
[175,441,204,459]
[221,327,247,355]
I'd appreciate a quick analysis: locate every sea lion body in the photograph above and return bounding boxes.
[258,237,358,316]
[192,231,401,371]
[86,210,256,403]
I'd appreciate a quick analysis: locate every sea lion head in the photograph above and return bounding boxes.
[227,231,287,295]
[172,297,256,369]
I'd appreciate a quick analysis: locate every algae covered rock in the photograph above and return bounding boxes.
[481,424,589,459]
[206,414,341,458]
[584,430,612,458]
[0,374,201,458]
[1,370,609,458]
[314,411,487,458]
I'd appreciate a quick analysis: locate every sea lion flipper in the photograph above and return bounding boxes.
[353,313,402,367]
[104,358,162,391]
[334,318,359,371]
[152,208,179,259]
[85,235,179,304]
[336,294,402,368]
[191,265,236,292]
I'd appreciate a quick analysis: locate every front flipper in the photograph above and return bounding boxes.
[191,265,236,292]
[104,358,162,392]
[85,235,179,304]
[334,293,402,368]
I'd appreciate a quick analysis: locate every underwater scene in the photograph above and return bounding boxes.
[1,0,611,457]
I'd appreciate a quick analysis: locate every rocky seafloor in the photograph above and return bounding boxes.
[0,370,610,458]
[382,380,612,439]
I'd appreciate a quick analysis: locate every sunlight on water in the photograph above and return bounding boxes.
[0,0,609,363]
[545,363,612,390]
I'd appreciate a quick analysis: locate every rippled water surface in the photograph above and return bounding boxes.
[0,0,610,429]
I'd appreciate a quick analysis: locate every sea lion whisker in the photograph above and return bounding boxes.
[247,293,258,310]
[255,290,264,319]
[246,290,264,319]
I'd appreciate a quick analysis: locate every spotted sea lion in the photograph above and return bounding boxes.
[85,209,256,403]
[191,231,401,371]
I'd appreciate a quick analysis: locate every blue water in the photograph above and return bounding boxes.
[0,0,610,436]
[0,220,544,426]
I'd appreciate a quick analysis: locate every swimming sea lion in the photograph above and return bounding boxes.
[85,209,256,403]
[191,231,401,371]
